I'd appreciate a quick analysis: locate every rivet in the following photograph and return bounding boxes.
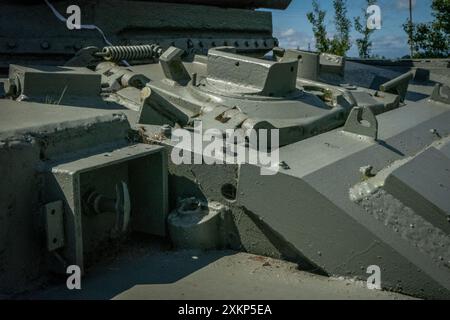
[278,161,290,170]
[430,128,442,138]
[360,165,376,178]
[41,41,50,50]
[7,40,16,49]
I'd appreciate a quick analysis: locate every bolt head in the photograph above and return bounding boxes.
[41,41,50,50]
[278,161,290,170]
[7,41,16,49]
[360,165,375,178]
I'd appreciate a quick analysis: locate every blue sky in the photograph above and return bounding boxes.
[265,0,434,58]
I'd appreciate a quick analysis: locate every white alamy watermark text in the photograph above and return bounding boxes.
[170,121,280,176]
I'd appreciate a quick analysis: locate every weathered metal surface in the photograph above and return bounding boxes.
[384,146,450,232]
[0,0,276,71]
[146,0,292,9]
[343,107,378,140]
[380,71,414,102]
[431,84,450,104]
[48,143,167,271]
[5,65,102,103]
[168,199,230,250]
[1,0,450,301]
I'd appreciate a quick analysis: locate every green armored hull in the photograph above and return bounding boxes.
[0,0,449,300]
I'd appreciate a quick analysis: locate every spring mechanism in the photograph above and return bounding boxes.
[97,44,165,62]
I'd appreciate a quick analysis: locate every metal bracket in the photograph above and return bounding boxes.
[281,49,320,81]
[159,46,191,84]
[44,201,65,251]
[343,106,378,140]
[380,71,413,102]
[206,47,298,97]
[430,84,450,104]
[65,46,100,67]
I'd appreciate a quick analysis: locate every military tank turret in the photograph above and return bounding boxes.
[0,0,449,300]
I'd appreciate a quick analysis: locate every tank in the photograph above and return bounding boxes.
[0,0,449,300]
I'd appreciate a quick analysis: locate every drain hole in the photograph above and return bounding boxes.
[221,184,237,201]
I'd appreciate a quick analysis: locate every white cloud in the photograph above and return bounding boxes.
[280,28,296,37]
[370,34,410,57]
[274,28,316,51]
[396,0,416,10]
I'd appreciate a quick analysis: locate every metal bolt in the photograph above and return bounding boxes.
[7,40,16,49]
[41,41,50,50]
[278,161,290,170]
[360,165,376,178]
[430,128,441,138]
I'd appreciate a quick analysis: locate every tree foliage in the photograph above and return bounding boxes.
[306,0,330,53]
[403,0,450,58]
[307,0,352,56]
[354,0,377,58]
[330,0,352,56]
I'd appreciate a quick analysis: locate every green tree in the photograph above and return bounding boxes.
[432,0,450,34]
[306,0,330,53]
[403,0,450,58]
[307,0,352,56]
[330,0,352,56]
[354,0,377,58]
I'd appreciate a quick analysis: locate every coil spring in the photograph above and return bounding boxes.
[99,44,164,62]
